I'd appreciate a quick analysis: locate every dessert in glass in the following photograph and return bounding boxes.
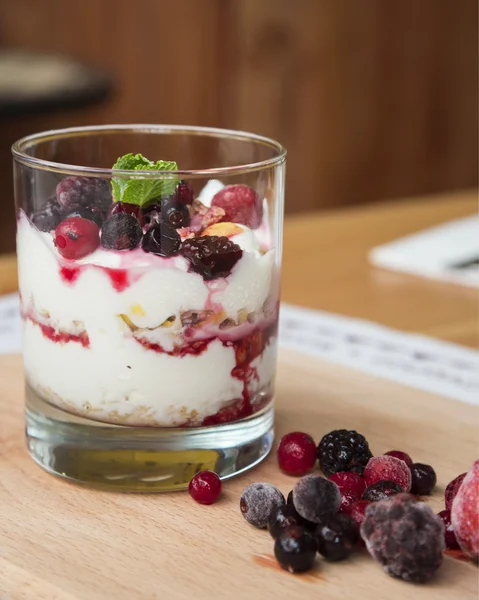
[12,125,286,490]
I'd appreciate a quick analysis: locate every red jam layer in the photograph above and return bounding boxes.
[25,314,90,348]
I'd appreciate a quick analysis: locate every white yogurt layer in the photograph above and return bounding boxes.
[17,211,278,426]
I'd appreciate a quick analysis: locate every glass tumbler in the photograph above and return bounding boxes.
[12,125,286,491]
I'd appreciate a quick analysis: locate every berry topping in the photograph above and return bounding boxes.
[315,513,359,561]
[361,494,444,583]
[175,180,194,205]
[267,504,306,539]
[385,450,413,468]
[56,176,112,215]
[54,217,100,260]
[350,500,371,530]
[31,199,62,232]
[211,184,263,229]
[161,196,190,228]
[64,207,103,227]
[274,526,317,574]
[240,483,285,529]
[362,481,404,502]
[445,472,467,510]
[317,429,373,477]
[188,470,222,505]
[329,472,366,514]
[277,432,317,476]
[292,475,341,524]
[364,455,412,492]
[189,199,225,233]
[141,223,181,257]
[108,201,145,225]
[100,213,142,251]
[451,460,479,559]
[410,463,437,496]
[181,236,243,280]
[437,510,460,550]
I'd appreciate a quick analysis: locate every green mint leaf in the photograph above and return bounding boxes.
[111,153,179,206]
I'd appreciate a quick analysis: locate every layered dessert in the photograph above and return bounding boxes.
[17,154,279,427]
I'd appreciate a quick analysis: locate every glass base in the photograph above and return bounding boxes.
[25,385,274,492]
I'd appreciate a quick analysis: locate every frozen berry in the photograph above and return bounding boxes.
[142,223,181,257]
[315,513,359,561]
[451,459,479,559]
[445,473,467,510]
[64,207,103,227]
[56,176,112,215]
[161,196,190,228]
[329,472,366,514]
[267,504,306,539]
[188,470,222,505]
[361,494,444,583]
[31,198,62,232]
[350,500,371,530]
[54,217,99,260]
[317,429,373,477]
[181,236,243,280]
[277,432,317,476]
[211,184,263,229]
[240,483,285,529]
[108,201,145,226]
[175,180,194,205]
[287,490,294,505]
[437,510,460,550]
[385,450,413,468]
[364,455,412,492]
[410,463,437,496]
[274,526,317,574]
[293,475,340,524]
[101,213,142,250]
[362,480,404,502]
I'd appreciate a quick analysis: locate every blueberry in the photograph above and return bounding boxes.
[100,213,142,250]
[240,482,285,529]
[274,526,317,573]
[141,223,181,257]
[292,475,341,524]
[362,481,404,502]
[64,207,103,227]
[315,513,359,561]
[31,198,62,232]
[410,463,437,496]
[267,505,306,539]
[161,196,190,228]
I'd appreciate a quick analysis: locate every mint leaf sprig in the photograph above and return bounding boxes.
[111,153,179,206]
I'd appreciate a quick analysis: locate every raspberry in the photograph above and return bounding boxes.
[56,176,112,215]
[329,472,366,514]
[142,223,181,257]
[100,213,142,250]
[385,450,413,468]
[317,429,373,477]
[31,198,62,232]
[188,470,222,505]
[277,432,317,476]
[274,526,317,574]
[451,460,479,559]
[211,184,263,229]
[437,510,460,550]
[240,483,285,529]
[362,481,404,502]
[54,217,99,260]
[292,475,340,524]
[315,513,359,561]
[364,455,412,492]
[410,463,437,496]
[361,494,444,583]
[445,473,467,510]
[181,236,243,280]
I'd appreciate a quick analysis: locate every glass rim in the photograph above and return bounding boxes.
[11,124,287,178]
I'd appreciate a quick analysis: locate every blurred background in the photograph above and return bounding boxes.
[0,0,477,253]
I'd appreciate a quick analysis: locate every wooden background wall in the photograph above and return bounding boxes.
[0,0,477,251]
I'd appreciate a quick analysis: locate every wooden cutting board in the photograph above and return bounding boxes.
[0,351,477,600]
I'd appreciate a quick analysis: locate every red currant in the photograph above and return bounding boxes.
[277,432,317,476]
[188,470,222,505]
[54,217,100,260]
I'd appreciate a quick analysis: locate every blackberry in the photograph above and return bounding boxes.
[240,482,285,529]
[274,526,317,573]
[100,213,142,251]
[317,429,372,477]
[315,513,359,561]
[361,494,444,583]
[362,481,404,502]
[31,198,62,232]
[181,236,243,280]
[142,223,181,257]
[410,463,437,496]
[56,176,112,215]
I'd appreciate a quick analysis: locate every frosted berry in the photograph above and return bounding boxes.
[317,429,373,477]
[329,472,366,514]
[181,236,243,280]
[445,473,467,510]
[315,513,359,561]
[451,459,479,559]
[65,207,103,226]
[31,199,62,232]
[292,475,340,524]
[362,480,404,502]
[188,470,222,505]
[240,483,285,529]
[54,217,99,259]
[274,526,317,573]
[361,494,444,583]
[211,184,263,229]
[410,463,437,496]
[267,504,306,539]
[385,450,413,468]
[437,510,460,550]
[350,500,371,530]
[101,213,142,250]
[56,176,112,215]
[175,180,194,205]
[287,490,294,505]
[142,223,181,257]
[277,432,317,476]
[364,455,412,492]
